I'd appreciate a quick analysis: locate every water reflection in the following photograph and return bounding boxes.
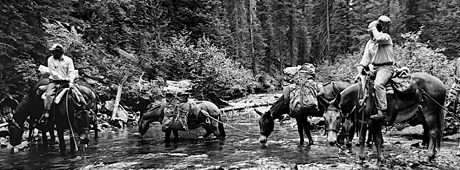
[0,121,349,169]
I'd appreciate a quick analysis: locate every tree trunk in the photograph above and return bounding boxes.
[112,75,128,120]
[288,3,296,66]
[326,0,331,61]
[248,0,256,74]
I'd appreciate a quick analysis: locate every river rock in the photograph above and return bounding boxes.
[0,137,8,148]
[394,125,423,135]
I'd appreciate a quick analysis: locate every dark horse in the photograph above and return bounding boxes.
[9,79,98,154]
[138,101,166,136]
[138,101,225,142]
[324,72,445,163]
[256,81,351,145]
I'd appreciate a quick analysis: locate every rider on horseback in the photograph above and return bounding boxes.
[357,16,394,120]
[41,43,77,123]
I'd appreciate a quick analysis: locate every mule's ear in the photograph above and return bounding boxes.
[254,109,263,116]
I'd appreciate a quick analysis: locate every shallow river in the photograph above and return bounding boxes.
[1,116,459,169]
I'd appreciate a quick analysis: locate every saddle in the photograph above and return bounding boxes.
[363,67,413,124]
[38,82,88,107]
[386,67,412,94]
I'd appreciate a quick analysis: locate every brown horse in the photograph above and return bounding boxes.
[9,79,98,154]
[138,101,166,136]
[138,101,225,142]
[257,81,351,146]
[324,72,445,163]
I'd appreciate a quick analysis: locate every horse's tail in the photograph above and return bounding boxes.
[218,113,226,137]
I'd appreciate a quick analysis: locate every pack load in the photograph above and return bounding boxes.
[162,102,191,131]
[284,63,321,116]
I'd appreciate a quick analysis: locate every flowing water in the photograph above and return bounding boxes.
[1,116,460,169]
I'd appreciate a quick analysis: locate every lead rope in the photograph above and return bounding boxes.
[202,112,256,136]
[65,90,78,152]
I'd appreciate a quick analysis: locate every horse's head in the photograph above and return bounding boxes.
[255,109,275,144]
[324,98,341,146]
[8,121,23,147]
[7,94,35,149]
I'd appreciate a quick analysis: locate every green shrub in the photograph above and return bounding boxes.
[158,33,255,99]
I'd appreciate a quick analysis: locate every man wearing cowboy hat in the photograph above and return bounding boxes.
[357,15,394,120]
[42,43,76,122]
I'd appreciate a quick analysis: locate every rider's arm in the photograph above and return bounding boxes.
[357,40,372,73]
[67,57,76,83]
[371,28,391,45]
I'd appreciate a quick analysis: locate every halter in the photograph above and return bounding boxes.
[325,106,342,134]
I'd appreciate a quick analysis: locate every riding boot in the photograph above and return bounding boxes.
[370,110,385,120]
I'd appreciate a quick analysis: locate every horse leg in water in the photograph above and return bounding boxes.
[139,119,154,136]
[303,118,314,145]
[49,125,56,145]
[424,112,442,161]
[173,130,179,142]
[28,126,34,144]
[164,129,171,143]
[57,128,66,154]
[93,120,98,140]
[41,130,48,148]
[370,120,384,165]
[201,124,214,139]
[366,129,373,147]
[422,123,429,147]
[70,136,77,153]
[358,123,368,163]
[296,117,305,145]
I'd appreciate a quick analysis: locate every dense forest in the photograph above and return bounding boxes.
[1,0,459,109]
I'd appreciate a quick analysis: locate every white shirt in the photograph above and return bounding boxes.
[47,55,75,81]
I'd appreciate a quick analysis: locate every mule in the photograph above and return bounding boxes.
[138,101,166,135]
[8,79,57,151]
[324,72,445,163]
[138,101,225,142]
[9,79,98,154]
[257,81,351,146]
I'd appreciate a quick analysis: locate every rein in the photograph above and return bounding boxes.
[420,88,460,123]
[202,112,257,136]
[65,89,78,152]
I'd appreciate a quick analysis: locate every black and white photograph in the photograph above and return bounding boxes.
[1,0,460,169]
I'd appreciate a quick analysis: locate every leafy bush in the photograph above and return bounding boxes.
[158,33,255,99]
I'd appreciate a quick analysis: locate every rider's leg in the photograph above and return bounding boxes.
[41,82,56,123]
[371,66,393,120]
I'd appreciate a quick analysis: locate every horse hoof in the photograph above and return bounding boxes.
[427,154,435,162]
[308,142,314,146]
[10,147,19,154]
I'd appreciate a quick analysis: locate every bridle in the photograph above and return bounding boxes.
[325,107,342,134]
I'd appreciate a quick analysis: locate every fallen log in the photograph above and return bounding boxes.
[220,102,274,112]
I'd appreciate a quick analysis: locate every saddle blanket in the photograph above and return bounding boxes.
[39,86,87,106]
